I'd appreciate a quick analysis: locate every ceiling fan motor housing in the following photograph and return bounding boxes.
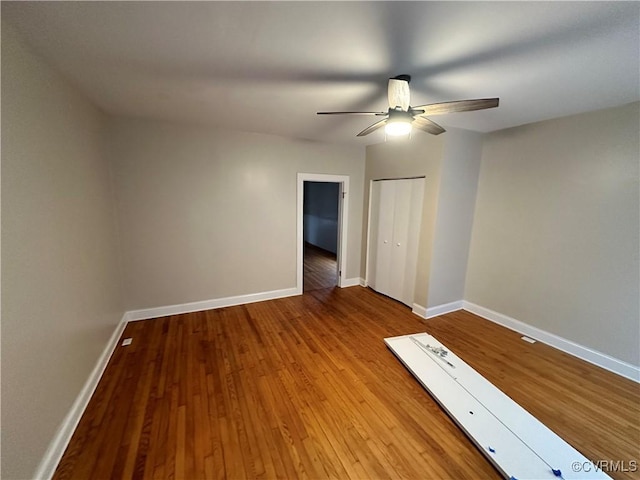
[391,74,411,83]
[388,77,411,111]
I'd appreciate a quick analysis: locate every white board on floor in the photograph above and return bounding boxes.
[385,333,611,480]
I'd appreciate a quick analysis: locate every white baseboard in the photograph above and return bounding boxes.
[127,287,299,321]
[412,300,464,319]
[463,301,640,383]
[426,300,464,319]
[34,313,129,480]
[412,303,427,318]
[339,277,364,288]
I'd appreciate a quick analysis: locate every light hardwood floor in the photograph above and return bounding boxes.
[54,287,640,480]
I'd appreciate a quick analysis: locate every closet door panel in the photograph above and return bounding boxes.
[367,181,382,291]
[389,179,412,303]
[373,180,395,297]
[401,179,425,306]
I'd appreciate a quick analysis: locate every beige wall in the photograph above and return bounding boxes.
[428,129,484,308]
[109,117,365,310]
[363,135,444,307]
[466,103,640,366]
[1,25,124,478]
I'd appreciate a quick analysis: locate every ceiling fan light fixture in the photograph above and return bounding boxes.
[317,74,498,138]
[385,118,412,136]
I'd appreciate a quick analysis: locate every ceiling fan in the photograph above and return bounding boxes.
[317,74,499,137]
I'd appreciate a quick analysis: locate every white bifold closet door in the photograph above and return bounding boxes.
[368,178,424,306]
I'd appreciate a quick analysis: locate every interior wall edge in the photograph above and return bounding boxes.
[462,301,640,383]
[33,313,130,480]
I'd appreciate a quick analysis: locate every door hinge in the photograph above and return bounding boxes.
[339,270,342,277]
[342,191,347,198]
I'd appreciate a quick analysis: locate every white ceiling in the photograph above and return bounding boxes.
[3,1,639,145]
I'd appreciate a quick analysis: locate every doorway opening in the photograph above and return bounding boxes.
[303,181,340,291]
[296,173,349,294]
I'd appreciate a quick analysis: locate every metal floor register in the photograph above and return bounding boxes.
[384,333,611,480]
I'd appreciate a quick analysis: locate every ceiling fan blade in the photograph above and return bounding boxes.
[411,98,499,116]
[412,116,446,135]
[357,118,388,137]
[388,76,411,111]
[317,111,386,116]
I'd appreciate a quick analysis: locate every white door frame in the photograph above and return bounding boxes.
[296,173,350,294]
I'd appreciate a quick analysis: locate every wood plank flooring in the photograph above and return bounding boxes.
[303,242,337,292]
[54,287,640,480]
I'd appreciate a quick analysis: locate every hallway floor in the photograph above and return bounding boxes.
[303,242,337,292]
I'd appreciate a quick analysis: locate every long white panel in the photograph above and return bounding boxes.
[389,179,411,303]
[367,181,381,291]
[373,180,395,296]
[385,333,611,480]
[402,179,424,306]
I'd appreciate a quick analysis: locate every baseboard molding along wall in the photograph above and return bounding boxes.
[412,300,464,319]
[412,303,427,318]
[427,300,464,319]
[34,312,129,480]
[339,277,363,288]
[463,301,640,383]
[127,287,299,321]
[413,299,639,382]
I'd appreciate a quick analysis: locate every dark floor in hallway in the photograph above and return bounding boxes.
[303,242,337,292]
